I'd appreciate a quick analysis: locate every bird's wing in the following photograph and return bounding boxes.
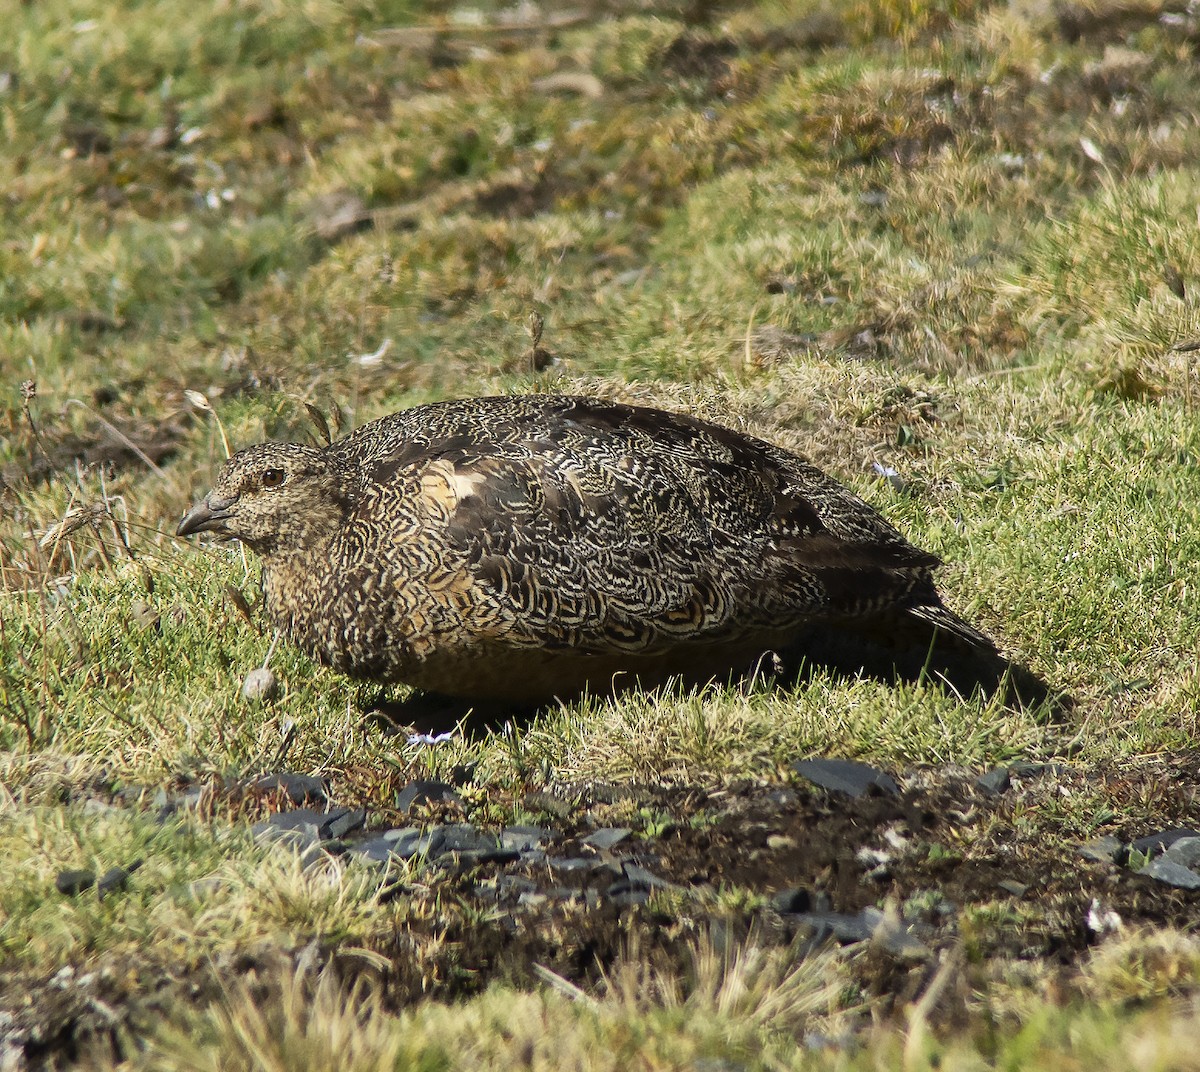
[336,396,944,657]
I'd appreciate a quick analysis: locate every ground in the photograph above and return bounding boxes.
[3,0,1200,1068]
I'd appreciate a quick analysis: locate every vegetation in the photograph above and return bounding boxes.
[3,0,1200,1066]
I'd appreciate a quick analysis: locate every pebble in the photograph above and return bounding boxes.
[241,667,279,703]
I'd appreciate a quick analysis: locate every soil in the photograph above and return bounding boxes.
[4,755,1200,1069]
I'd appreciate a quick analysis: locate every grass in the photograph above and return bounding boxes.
[4,0,1200,1065]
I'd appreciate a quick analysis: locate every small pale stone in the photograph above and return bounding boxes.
[241,667,279,703]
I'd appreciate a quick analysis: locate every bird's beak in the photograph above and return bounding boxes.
[176,495,235,537]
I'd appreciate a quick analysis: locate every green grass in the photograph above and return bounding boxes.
[4,0,1200,1065]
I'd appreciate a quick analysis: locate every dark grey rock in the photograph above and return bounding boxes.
[771,887,813,914]
[97,859,142,901]
[439,824,497,853]
[395,781,462,813]
[56,869,95,896]
[1130,828,1200,859]
[350,838,399,866]
[1139,857,1200,890]
[408,830,447,859]
[322,808,366,840]
[583,827,632,851]
[792,758,899,797]
[548,856,594,874]
[996,880,1028,897]
[1163,837,1200,870]
[248,773,328,805]
[976,766,1011,796]
[500,826,549,852]
[1079,836,1125,864]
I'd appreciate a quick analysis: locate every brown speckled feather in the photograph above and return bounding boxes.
[178,394,995,702]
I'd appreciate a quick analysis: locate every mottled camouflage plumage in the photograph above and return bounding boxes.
[178,394,995,702]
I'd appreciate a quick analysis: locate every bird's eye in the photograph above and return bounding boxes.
[261,468,286,489]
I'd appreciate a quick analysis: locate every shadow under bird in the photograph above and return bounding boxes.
[178,394,1036,706]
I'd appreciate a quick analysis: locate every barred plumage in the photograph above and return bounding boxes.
[178,394,1000,703]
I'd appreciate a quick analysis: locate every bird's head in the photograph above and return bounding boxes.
[177,443,354,557]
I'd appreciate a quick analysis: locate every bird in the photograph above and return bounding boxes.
[177,393,1020,706]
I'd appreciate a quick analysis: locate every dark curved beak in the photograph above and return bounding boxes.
[177,496,235,537]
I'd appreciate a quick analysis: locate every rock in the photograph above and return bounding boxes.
[547,857,594,874]
[499,825,549,852]
[395,781,462,814]
[976,766,1011,796]
[792,758,899,797]
[996,879,1028,898]
[1129,828,1200,859]
[349,838,399,867]
[583,827,632,851]
[248,773,328,805]
[771,887,814,914]
[1078,836,1125,864]
[1163,837,1200,869]
[252,807,363,846]
[55,869,95,896]
[241,667,279,703]
[97,860,142,901]
[1138,857,1200,890]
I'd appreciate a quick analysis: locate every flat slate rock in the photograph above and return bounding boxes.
[499,826,549,852]
[792,758,899,798]
[396,780,463,813]
[1163,837,1200,869]
[1079,836,1125,864]
[1139,857,1200,890]
[1129,828,1200,859]
[583,827,632,851]
[252,807,366,845]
